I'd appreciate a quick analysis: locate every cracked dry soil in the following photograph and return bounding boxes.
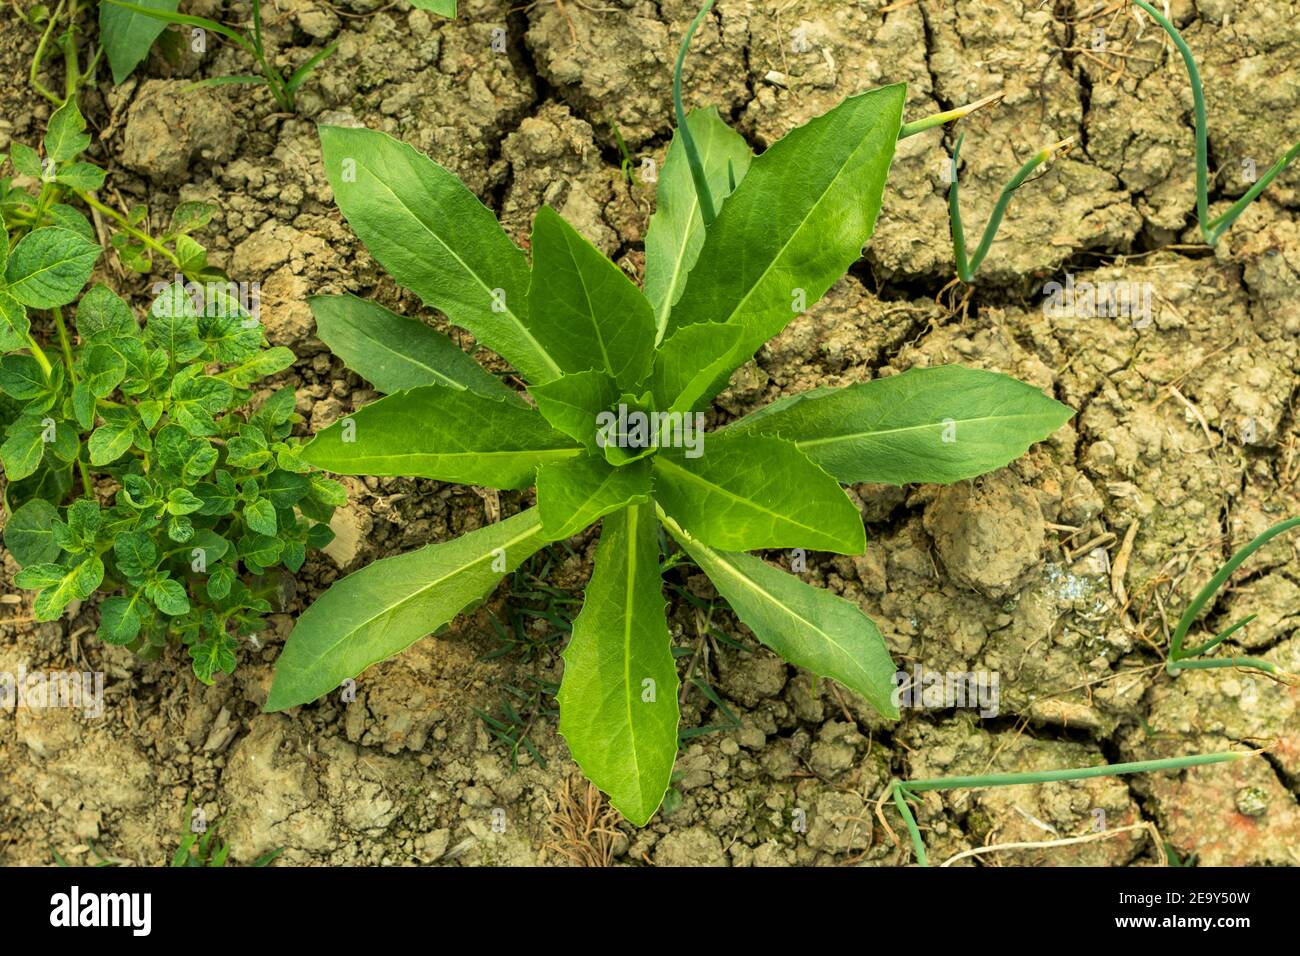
[1,0,1298,867]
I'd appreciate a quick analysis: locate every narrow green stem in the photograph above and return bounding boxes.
[1169,516,1300,659]
[251,0,265,55]
[52,305,94,496]
[32,179,60,225]
[1132,1,1210,241]
[898,91,1004,140]
[891,783,927,866]
[80,41,103,86]
[948,133,1073,282]
[25,334,54,378]
[51,306,75,373]
[1205,141,1300,242]
[75,189,184,272]
[1182,613,1255,659]
[673,0,717,226]
[889,751,1252,865]
[30,0,68,104]
[1166,657,1279,674]
[904,751,1247,794]
[60,0,80,100]
[1132,0,1300,245]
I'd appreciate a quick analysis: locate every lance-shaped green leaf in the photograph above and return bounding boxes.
[301,385,581,490]
[666,85,905,385]
[266,508,548,710]
[100,0,179,84]
[652,434,865,555]
[728,365,1074,485]
[536,454,651,540]
[651,322,743,413]
[310,294,519,403]
[660,508,898,719]
[558,503,679,825]
[318,125,561,385]
[528,206,655,388]
[644,107,753,340]
[4,227,101,309]
[527,369,618,448]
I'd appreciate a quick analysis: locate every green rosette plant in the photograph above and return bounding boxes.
[263,73,1073,823]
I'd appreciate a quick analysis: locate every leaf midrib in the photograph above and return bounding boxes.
[320,448,581,464]
[620,505,646,806]
[793,411,1061,449]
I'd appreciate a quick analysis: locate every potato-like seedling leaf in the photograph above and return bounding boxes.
[558,503,679,825]
[1,417,48,481]
[310,294,519,403]
[31,556,104,621]
[55,163,106,192]
[100,0,180,84]
[302,385,581,490]
[528,207,656,388]
[244,498,278,536]
[42,99,91,163]
[267,508,548,710]
[536,455,651,540]
[89,416,136,466]
[0,355,51,400]
[170,374,234,436]
[3,498,61,566]
[4,228,102,309]
[666,85,905,394]
[728,365,1074,485]
[113,532,157,580]
[661,510,898,719]
[318,125,562,385]
[528,370,619,448]
[644,107,752,339]
[190,632,238,684]
[653,434,865,555]
[145,577,190,615]
[99,593,145,645]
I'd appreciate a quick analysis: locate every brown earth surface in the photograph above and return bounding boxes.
[1,0,1298,867]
